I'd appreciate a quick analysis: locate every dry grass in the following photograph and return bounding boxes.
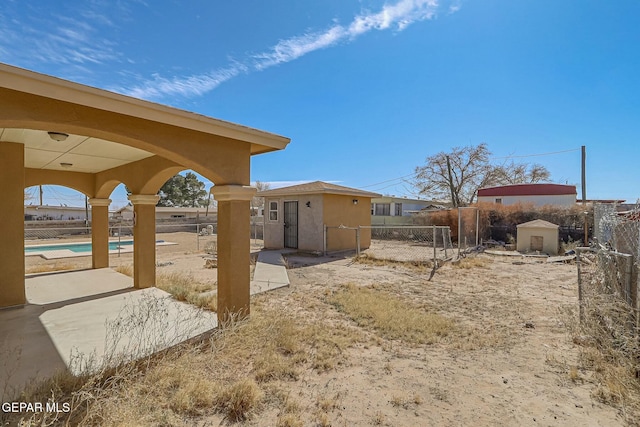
[566,291,640,422]
[329,283,454,344]
[25,262,79,274]
[4,301,361,426]
[354,254,432,272]
[451,256,492,269]
[114,265,217,312]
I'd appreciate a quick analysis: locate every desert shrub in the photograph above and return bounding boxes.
[415,202,593,243]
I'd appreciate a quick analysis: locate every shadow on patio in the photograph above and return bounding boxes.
[0,268,217,400]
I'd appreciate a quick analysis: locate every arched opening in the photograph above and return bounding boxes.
[23,184,135,276]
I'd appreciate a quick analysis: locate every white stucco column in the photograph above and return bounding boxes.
[128,194,160,289]
[211,185,256,322]
[89,198,111,269]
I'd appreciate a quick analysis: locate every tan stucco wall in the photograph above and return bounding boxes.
[0,142,26,307]
[263,197,285,249]
[323,194,372,252]
[296,195,324,252]
[263,195,325,251]
[0,88,252,188]
[516,226,559,255]
[263,194,373,252]
[0,66,287,317]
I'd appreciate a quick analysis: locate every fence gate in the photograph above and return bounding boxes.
[284,201,298,249]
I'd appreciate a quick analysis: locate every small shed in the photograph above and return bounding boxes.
[516,219,559,255]
[258,181,380,253]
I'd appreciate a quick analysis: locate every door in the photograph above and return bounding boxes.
[284,201,298,249]
[530,235,543,252]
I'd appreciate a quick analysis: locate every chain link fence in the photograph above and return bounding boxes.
[360,225,453,263]
[578,202,640,329]
[457,206,479,252]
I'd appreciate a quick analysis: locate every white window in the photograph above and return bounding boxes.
[394,203,403,216]
[269,201,278,221]
[495,198,502,204]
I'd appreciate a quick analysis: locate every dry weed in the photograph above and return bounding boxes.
[25,262,78,274]
[4,301,361,426]
[355,254,432,272]
[329,284,455,344]
[113,265,217,312]
[451,256,492,269]
[565,291,640,422]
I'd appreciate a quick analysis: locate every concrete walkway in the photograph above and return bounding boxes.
[250,249,293,295]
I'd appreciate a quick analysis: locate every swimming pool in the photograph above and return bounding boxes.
[25,240,164,253]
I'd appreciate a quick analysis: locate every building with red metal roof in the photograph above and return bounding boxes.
[477,184,577,207]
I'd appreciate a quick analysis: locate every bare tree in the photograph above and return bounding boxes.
[492,161,550,185]
[251,181,271,216]
[413,143,551,206]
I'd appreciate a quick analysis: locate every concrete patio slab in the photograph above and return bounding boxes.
[25,268,132,305]
[0,269,216,400]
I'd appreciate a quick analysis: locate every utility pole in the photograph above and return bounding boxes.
[581,145,587,245]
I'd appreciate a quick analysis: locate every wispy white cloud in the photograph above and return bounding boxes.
[124,0,451,100]
[253,25,347,70]
[253,0,438,71]
[0,1,134,80]
[120,65,248,99]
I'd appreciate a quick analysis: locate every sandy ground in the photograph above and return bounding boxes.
[245,253,624,426]
[22,238,630,426]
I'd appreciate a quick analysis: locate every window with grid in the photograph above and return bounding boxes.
[269,201,278,221]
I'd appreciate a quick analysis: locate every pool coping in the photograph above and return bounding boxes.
[25,240,177,260]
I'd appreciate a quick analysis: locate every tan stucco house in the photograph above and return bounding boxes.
[0,63,289,321]
[258,181,380,253]
[516,219,560,255]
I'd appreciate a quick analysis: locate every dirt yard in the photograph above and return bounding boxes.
[17,242,636,426]
[237,253,625,427]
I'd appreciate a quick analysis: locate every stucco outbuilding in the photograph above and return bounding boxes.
[0,63,290,321]
[258,181,380,253]
[516,219,560,255]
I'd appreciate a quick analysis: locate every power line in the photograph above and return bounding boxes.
[359,171,420,189]
[490,147,580,160]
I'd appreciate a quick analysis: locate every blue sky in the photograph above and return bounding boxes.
[4,0,640,207]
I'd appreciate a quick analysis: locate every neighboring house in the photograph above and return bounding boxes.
[258,181,380,252]
[477,184,577,207]
[112,206,216,221]
[371,196,446,225]
[25,204,92,221]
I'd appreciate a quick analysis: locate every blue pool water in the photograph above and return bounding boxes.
[24,240,163,253]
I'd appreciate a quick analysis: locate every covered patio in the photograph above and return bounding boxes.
[0,63,290,322]
[1,268,217,396]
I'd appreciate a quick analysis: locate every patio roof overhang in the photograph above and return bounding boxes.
[0,62,290,322]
